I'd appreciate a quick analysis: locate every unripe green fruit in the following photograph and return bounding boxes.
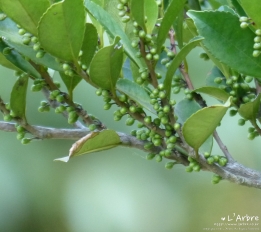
[56,94,65,102]
[103,103,111,110]
[36,51,45,58]
[145,34,152,42]
[3,114,13,122]
[31,36,38,43]
[226,79,233,85]
[153,103,160,111]
[121,15,130,23]
[141,71,148,80]
[50,90,60,98]
[153,138,161,146]
[165,62,171,68]
[238,118,245,126]
[144,116,152,124]
[254,43,261,49]
[186,93,193,100]
[213,155,220,162]
[18,28,26,35]
[16,125,25,133]
[33,42,41,51]
[117,3,124,9]
[146,153,155,160]
[158,91,166,99]
[160,58,170,65]
[21,138,31,145]
[239,16,248,22]
[3,47,12,55]
[133,21,139,27]
[193,165,201,172]
[68,111,78,124]
[254,36,261,43]
[229,109,237,116]
[256,29,261,35]
[173,123,180,130]
[158,83,164,90]
[168,136,177,144]
[167,51,175,58]
[163,105,170,113]
[139,30,146,38]
[125,117,135,126]
[173,86,180,94]
[131,40,139,48]
[89,124,97,131]
[161,116,169,125]
[102,90,109,97]
[150,48,157,54]
[248,127,255,133]
[137,122,144,128]
[167,143,175,150]
[114,115,122,121]
[232,83,239,89]
[146,53,152,60]
[120,107,128,115]
[129,105,137,113]
[212,174,222,184]
[218,157,228,166]
[118,10,126,17]
[155,154,162,162]
[153,54,159,61]
[165,162,175,169]
[185,166,193,172]
[22,36,31,45]
[199,52,209,60]
[214,77,223,84]
[95,89,102,96]
[144,142,153,150]
[136,77,144,85]
[240,22,248,29]
[248,132,255,140]
[242,96,250,103]
[229,90,236,96]
[207,156,215,165]
[38,106,45,113]
[240,83,250,91]
[253,50,261,57]
[204,152,210,158]
[31,84,43,92]
[245,76,253,83]
[16,132,25,140]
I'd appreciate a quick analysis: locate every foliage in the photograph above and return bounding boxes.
[0,0,261,188]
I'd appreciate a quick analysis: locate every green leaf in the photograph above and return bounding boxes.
[173,11,184,49]
[156,0,187,53]
[164,36,203,98]
[0,40,41,77]
[193,86,230,102]
[183,97,232,154]
[130,0,146,30]
[188,11,261,78]
[0,17,62,71]
[238,94,261,121]
[59,72,82,100]
[175,99,213,154]
[188,0,201,10]
[239,0,261,28]
[55,130,121,162]
[10,75,28,120]
[116,79,155,113]
[231,0,246,16]
[85,0,145,69]
[80,23,98,68]
[144,0,158,34]
[0,0,50,35]
[208,0,230,9]
[0,52,19,71]
[38,0,86,62]
[89,37,123,91]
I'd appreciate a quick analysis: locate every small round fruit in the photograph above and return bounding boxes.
[207,156,215,165]
[138,30,146,38]
[155,154,162,162]
[229,109,237,116]
[165,162,175,170]
[238,118,245,126]
[21,138,31,145]
[254,36,261,43]
[255,29,261,35]
[3,114,13,122]
[253,50,261,57]
[146,153,155,160]
[245,76,253,83]
[239,16,248,22]
[204,152,210,158]
[214,77,223,84]
[103,103,111,110]
[218,157,228,166]
[125,117,135,126]
[240,22,248,29]
[36,51,45,58]
[248,132,255,140]
[173,123,180,130]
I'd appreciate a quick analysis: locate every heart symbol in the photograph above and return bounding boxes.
[221,217,225,221]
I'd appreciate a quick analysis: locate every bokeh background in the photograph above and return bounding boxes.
[1,48,261,232]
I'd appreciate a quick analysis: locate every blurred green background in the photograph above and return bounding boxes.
[0,48,261,232]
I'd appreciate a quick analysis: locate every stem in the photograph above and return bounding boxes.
[251,119,261,136]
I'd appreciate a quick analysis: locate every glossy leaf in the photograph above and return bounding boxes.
[38,0,86,62]
[164,36,203,98]
[0,0,50,35]
[144,0,158,34]
[175,99,213,154]
[240,0,261,28]
[173,11,184,49]
[59,72,82,100]
[188,11,261,78]
[55,130,121,162]
[89,37,123,91]
[193,86,230,102]
[238,94,261,121]
[0,17,62,71]
[116,79,155,113]
[0,40,40,77]
[130,0,146,30]
[80,23,98,68]
[231,0,246,16]
[156,0,186,53]
[183,97,232,154]
[85,0,145,69]
[10,75,28,120]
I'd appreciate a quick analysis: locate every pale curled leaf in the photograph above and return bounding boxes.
[54,130,121,162]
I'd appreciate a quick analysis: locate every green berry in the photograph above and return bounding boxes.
[144,142,153,150]
[144,116,152,124]
[254,36,261,43]
[31,84,43,92]
[68,111,79,124]
[165,162,175,170]
[214,77,223,84]
[173,123,180,130]
[155,154,162,162]
[207,156,215,165]
[173,87,180,94]
[146,53,152,60]
[89,124,97,131]
[248,127,255,133]
[167,51,175,58]
[253,50,261,57]
[146,153,155,160]
[125,117,135,126]
[18,28,26,35]
[118,10,126,17]
[238,118,245,126]
[160,58,170,65]
[117,3,124,9]
[36,50,45,58]
[218,157,228,166]
[153,138,161,146]
[185,166,193,172]
[21,138,31,145]
[256,29,261,35]
[242,96,250,103]
[229,109,237,116]
[204,152,210,158]
[22,36,31,45]
[16,132,25,140]
[245,76,253,83]
[3,114,13,122]
[56,94,65,102]
[33,42,41,51]
[161,116,169,125]
[31,36,38,43]
[212,174,222,184]
[158,91,166,99]
[16,125,25,133]
[131,40,139,48]
[240,22,248,29]
[153,54,159,61]
[193,165,201,172]
[139,30,146,38]
[254,43,261,49]
[248,132,256,140]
